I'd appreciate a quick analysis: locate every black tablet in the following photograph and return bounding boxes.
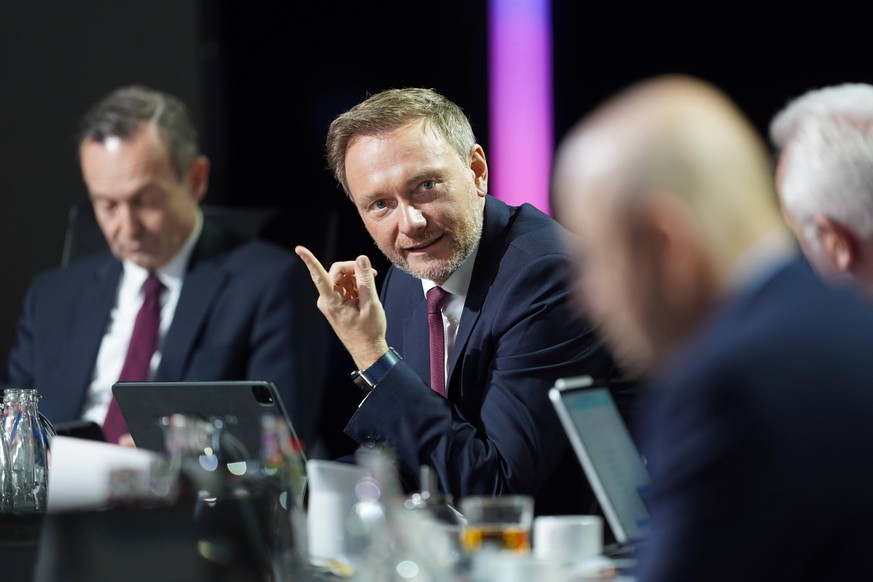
[51,419,106,442]
[111,380,306,465]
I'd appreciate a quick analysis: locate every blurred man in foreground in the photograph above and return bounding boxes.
[770,82,873,296]
[551,74,873,580]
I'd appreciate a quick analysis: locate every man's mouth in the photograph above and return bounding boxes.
[405,234,444,253]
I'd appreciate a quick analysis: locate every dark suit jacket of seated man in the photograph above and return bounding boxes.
[4,217,327,451]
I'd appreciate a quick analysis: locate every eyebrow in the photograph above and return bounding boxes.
[89,183,163,203]
[356,169,443,209]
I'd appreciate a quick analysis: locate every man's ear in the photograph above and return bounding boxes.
[637,192,701,264]
[634,190,709,303]
[814,214,857,272]
[469,144,488,197]
[188,155,210,202]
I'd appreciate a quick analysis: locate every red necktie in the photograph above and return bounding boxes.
[103,272,165,444]
[427,286,450,397]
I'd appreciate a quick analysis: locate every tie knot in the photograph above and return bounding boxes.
[427,286,450,314]
[143,273,166,297]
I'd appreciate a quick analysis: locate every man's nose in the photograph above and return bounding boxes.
[398,202,426,233]
[116,205,142,237]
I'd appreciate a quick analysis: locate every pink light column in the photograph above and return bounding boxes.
[488,0,553,214]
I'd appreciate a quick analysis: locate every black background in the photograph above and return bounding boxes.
[1,2,869,377]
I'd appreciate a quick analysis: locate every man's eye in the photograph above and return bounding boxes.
[371,200,388,212]
[93,201,115,214]
[136,188,164,208]
[421,180,435,191]
[135,196,160,209]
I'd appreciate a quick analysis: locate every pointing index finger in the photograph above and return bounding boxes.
[294,245,332,294]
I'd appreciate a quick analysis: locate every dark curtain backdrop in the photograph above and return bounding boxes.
[1,1,869,375]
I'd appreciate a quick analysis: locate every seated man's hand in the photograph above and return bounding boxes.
[118,433,136,448]
[295,246,389,369]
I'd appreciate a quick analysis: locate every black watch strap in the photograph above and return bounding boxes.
[350,347,402,395]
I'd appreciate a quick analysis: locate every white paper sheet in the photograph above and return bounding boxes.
[46,435,164,513]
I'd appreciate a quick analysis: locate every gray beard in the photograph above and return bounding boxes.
[376,215,483,282]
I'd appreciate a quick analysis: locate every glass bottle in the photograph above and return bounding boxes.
[1,388,50,514]
[260,412,306,510]
[258,412,308,579]
[351,445,457,582]
[0,393,8,512]
[403,464,466,573]
[158,414,268,580]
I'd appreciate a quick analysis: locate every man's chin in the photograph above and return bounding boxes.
[117,250,159,270]
[401,258,454,282]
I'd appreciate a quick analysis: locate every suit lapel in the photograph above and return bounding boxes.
[402,292,432,383]
[56,257,121,393]
[155,219,238,380]
[446,197,511,396]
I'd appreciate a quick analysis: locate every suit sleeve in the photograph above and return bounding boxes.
[345,249,615,500]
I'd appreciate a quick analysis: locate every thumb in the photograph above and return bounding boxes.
[354,255,378,303]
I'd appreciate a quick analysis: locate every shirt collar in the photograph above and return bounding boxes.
[422,239,480,299]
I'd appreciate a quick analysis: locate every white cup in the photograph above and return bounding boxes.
[305,459,366,568]
[533,514,603,565]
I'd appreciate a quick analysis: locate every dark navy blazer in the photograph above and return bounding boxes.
[4,218,328,449]
[344,196,621,515]
[634,255,873,581]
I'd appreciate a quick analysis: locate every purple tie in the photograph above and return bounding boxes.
[427,286,450,397]
[103,272,165,444]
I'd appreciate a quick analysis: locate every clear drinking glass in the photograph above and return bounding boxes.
[459,494,534,554]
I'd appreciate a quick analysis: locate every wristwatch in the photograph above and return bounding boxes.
[350,348,402,395]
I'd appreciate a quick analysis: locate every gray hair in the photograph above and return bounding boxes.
[78,85,199,181]
[325,87,477,196]
[770,83,873,247]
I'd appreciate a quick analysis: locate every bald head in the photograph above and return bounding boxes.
[552,75,791,374]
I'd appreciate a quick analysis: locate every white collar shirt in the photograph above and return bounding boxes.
[421,241,480,381]
[81,210,203,425]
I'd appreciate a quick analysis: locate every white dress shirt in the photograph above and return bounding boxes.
[421,242,480,383]
[81,211,203,425]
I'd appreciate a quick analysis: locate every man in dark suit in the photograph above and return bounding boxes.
[295,87,620,516]
[551,74,873,580]
[3,85,327,451]
[770,82,873,297]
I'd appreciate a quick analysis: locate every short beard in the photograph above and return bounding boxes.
[378,205,483,282]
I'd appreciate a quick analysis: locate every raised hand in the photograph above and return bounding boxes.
[295,245,390,369]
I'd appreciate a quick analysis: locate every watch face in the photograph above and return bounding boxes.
[351,369,375,395]
[350,348,401,396]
